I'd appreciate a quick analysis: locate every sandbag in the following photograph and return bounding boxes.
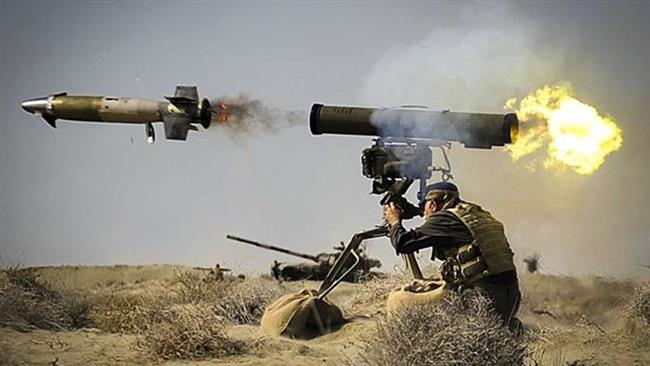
[386,279,448,315]
[260,289,345,339]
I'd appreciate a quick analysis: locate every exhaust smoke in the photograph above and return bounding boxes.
[211,94,305,138]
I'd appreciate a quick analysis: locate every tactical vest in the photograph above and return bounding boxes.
[441,201,516,286]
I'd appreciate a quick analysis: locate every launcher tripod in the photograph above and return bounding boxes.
[317,138,454,299]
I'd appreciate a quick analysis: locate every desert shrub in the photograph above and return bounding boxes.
[347,273,406,315]
[213,277,287,324]
[0,267,93,331]
[64,296,94,329]
[137,303,244,361]
[352,291,527,366]
[91,293,169,333]
[627,281,650,326]
[92,272,286,334]
[175,270,218,303]
[174,271,287,325]
[623,280,650,343]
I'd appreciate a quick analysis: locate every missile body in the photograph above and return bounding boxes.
[21,86,212,143]
[22,95,163,125]
[310,104,518,149]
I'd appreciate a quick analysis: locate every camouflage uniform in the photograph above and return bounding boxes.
[389,187,520,326]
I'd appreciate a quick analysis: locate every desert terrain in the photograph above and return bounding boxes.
[1,264,648,366]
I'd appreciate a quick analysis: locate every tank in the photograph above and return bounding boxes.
[226,234,381,282]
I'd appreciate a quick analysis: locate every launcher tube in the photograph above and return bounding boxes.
[310,103,518,149]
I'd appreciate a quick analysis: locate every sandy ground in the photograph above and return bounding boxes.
[1,265,648,366]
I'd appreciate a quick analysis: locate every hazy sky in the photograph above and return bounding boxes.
[1,1,649,277]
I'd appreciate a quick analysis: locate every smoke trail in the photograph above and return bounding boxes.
[211,94,305,139]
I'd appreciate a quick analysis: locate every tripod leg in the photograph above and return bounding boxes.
[402,253,424,280]
[318,226,388,299]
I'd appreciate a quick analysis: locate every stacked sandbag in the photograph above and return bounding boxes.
[386,279,448,315]
[260,289,345,339]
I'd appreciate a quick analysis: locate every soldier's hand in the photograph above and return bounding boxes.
[383,202,402,227]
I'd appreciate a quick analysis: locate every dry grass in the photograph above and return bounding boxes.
[85,270,278,361]
[213,277,288,324]
[175,271,287,325]
[35,264,189,291]
[627,281,650,326]
[90,293,170,334]
[622,280,650,344]
[520,274,634,323]
[175,270,219,303]
[351,291,527,366]
[0,266,280,361]
[0,266,93,331]
[136,303,245,361]
[89,270,286,336]
[347,273,406,315]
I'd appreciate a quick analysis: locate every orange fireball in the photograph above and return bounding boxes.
[505,84,623,175]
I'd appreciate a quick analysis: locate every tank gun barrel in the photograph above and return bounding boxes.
[226,234,320,263]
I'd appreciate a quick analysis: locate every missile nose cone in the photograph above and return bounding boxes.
[21,97,48,115]
[21,96,57,128]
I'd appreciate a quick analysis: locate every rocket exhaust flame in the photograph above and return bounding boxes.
[216,103,229,123]
[211,94,304,136]
[505,84,623,175]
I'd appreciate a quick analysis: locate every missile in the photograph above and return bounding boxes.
[21,86,212,143]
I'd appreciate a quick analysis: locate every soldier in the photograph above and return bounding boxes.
[383,181,521,327]
[271,260,282,280]
[204,264,231,283]
[523,254,540,273]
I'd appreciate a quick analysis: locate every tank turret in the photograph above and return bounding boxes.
[226,234,381,282]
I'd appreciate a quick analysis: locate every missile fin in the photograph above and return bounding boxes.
[43,115,57,128]
[164,96,195,107]
[172,86,198,101]
[164,86,199,107]
[163,114,190,140]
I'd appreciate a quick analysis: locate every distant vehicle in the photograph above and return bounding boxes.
[226,234,381,282]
